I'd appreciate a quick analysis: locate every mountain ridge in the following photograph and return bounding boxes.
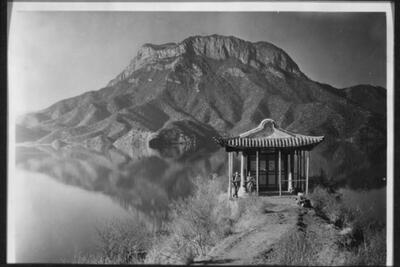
[17,34,386,179]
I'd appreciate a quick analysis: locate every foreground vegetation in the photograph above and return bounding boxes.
[74,175,264,264]
[73,177,386,265]
[310,186,386,265]
[266,186,385,266]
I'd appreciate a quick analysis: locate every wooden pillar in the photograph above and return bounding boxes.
[293,151,296,190]
[294,150,300,189]
[228,152,233,199]
[287,151,292,192]
[241,153,245,187]
[238,152,246,196]
[256,150,259,195]
[299,150,303,191]
[306,151,310,195]
[278,150,282,196]
[291,152,295,189]
[298,150,301,191]
[303,150,306,192]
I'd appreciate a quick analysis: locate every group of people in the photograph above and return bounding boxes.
[231,171,255,198]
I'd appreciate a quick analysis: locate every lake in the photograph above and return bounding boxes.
[9,139,386,263]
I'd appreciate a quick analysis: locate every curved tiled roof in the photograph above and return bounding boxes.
[214,119,324,150]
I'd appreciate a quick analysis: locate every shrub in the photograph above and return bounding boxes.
[345,227,386,266]
[310,186,341,224]
[168,176,225,253]
[310,186,386,265]
[74,217,153,264]
[144,233,197,264]
[339,188,386,265]
[75,175,277,264]
[310,186,358,228]
[145,175,236,263]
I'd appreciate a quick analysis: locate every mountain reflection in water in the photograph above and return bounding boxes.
[15,143,226,222]
[15,138,386,221]
[13,138,386,262]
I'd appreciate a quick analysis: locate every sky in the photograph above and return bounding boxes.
[9,11,386,115]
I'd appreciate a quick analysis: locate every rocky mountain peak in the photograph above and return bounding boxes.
[183,35,301,75]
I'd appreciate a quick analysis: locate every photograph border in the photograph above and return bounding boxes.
[6,1,395,265]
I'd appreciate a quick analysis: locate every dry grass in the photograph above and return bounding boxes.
[271,228,319,265]
[309,186,353,227]
[73,218,153,264]
[344,227,386,266]
[144,175,238,264]
[73,174,239,264]
[144,176,278,264]
[309,186,386,265]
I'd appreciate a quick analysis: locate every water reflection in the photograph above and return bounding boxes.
[12,137,386,262]
[15,137,386,220]
[15,143,227,221]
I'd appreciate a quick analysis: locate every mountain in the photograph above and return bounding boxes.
[342,84,386,116]
[16,34,386,188]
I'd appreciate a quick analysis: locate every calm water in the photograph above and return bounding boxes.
[10,139,387,263]
[9,170,131,263]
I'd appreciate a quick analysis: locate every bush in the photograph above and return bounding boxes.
[310,186,386,265]
[144,233,197,264]
[75,175,276,264]
[310,186,356,227]
[345,227,386,266]
[168,176,226,253]
[145,175,236,263]
[145,175,277,264]
[73,175,234,264]
[74,218,153,264]
[310,187,339,223]
[339,188,386,265]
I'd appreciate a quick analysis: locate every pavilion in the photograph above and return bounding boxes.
[214,119,324,198]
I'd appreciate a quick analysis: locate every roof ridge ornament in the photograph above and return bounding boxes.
[239,118,277,138]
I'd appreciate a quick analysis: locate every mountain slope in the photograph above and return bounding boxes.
[17,34,386,184]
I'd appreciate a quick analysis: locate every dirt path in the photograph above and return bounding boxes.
[195,196,300,265]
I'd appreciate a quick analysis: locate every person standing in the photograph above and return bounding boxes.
[246,171,254,193]
[232,171,240,198]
